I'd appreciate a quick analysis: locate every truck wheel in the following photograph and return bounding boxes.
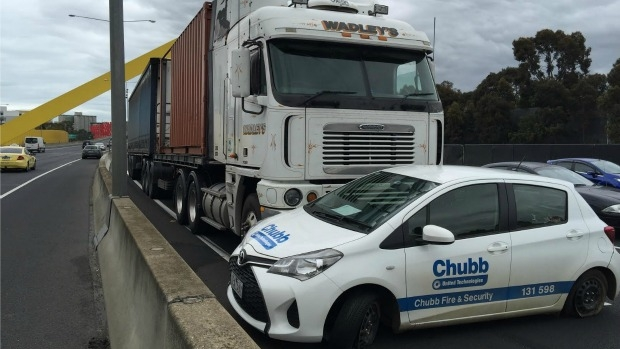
[174,169,189,225]
[141,160,150,194]
[328,292,381,349]
[241,193,261,237]
[147,163,162,199]
[187,172,206,234]
[562,270,607,318]
[128,156,140,180]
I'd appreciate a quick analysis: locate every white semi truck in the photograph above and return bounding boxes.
[127,0,444,237]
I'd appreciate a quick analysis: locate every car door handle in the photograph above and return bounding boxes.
[566,230,584,240]
[487,242,509,254]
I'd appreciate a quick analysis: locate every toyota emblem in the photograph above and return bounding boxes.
[238,249,247,266]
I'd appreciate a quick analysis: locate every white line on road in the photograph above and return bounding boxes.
[605,302,612,306]
[140,183,232,262]
[0,159,81,200]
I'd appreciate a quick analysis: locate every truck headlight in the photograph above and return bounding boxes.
[268,249,343,281]
[602,204,620,214]
[284,188,302,206]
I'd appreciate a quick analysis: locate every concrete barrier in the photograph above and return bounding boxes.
[93,156,260,349]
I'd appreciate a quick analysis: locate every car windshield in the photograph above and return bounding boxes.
[0,147,22,154]
[268,39,440,111]
[590,159,620,174]
[304,171,439,233]
[536,166,594,186]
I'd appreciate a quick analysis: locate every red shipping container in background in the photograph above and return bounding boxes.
[90,122,112,139]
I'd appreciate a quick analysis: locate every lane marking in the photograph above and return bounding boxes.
[605,302,612,306]
[0,159,81,200]
[135,179,231,262]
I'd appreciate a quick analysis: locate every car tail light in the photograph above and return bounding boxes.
[17,156,24,160]
[604,226,615,244]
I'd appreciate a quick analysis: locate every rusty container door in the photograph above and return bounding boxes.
[169,2,211,155]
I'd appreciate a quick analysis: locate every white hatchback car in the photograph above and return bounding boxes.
[228,165,619,348]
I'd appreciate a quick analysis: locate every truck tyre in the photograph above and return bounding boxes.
[174,169,189,225]
[128,156,140,180]
[187,171,206,234]
[241,193,261,237]
[141,160,150,194]
[147,163,162,199]
[327,292,381,349]
[562,269,607,318]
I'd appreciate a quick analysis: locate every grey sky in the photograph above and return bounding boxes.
[1,0,618,122]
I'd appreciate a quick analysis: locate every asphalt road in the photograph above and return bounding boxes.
[1,144,108,348]
[129,178,620,349]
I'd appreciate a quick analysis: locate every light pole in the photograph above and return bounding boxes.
[68,14,155,23]
[69,10,154,197]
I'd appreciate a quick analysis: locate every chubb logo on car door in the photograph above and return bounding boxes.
[432,257,490,290]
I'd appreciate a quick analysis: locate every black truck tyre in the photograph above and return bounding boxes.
[174,169,189,225]
[240,193,261,237]
[141,160,150,194]
[187,171,206,234]
[562,269,607,318]
[328,292,381,349]
[147,162,163,199]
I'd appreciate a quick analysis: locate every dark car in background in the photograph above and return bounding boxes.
[547,158,620,189]
[82,145,102,159]
[483,161,620,234]
[82,140,93,149]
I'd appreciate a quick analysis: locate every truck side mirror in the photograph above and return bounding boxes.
[231,48,251,98]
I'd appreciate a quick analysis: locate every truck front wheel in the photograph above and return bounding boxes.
[241,193,261,237]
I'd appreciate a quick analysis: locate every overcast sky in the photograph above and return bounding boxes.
[1,0,619,122]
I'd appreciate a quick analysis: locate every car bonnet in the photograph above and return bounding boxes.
[240,208,364,259]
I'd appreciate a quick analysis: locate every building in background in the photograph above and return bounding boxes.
[58,112,97,131]
[0,106,29,124]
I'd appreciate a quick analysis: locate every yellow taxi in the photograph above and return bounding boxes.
[0,145,37,171]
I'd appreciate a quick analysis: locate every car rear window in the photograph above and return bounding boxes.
[85,145,99,150]
[25,138,37,143]
[0,147,22,154]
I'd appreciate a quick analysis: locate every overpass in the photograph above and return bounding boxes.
[0,40,175,145]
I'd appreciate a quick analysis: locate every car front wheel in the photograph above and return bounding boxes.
[328,292,381,349]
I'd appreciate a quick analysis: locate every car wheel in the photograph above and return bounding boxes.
[187,171,206,234]
[563,269,607,318]
[147,162,163,199]
[328,292,381,349]
[31,161,36,170]
[240,193,261,237]
[174,169,189,225]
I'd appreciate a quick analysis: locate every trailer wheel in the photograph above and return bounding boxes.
[147,162,162,199]
[141,160,150,194]
[128,156,141,180]
[174,169,189,225]
[241,193,261,237]
[187,171,206,234]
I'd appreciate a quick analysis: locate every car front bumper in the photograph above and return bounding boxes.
[227,257,342,343]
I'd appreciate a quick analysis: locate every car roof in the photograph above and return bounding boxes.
[549,158,599,162]
[482,161,556,171]
[383,164,568,186]
[0,146,24,150]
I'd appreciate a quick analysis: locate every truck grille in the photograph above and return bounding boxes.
[322,124,415,166]
[229,257,269,323]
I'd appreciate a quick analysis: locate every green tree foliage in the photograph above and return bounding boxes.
[599,58,620,143]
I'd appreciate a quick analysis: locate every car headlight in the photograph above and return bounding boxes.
[268,249,343,281]
[602,204,620,214]
[284,188,302,206]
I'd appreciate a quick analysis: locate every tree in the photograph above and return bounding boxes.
[599,58,620,143]
[512,29,592,88]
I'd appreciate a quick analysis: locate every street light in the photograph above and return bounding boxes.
[69,8,154,196]
[68,14,155,23]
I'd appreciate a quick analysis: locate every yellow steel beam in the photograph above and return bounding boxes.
[0,39,175,144]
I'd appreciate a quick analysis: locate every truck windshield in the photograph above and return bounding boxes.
[268,39,439,111]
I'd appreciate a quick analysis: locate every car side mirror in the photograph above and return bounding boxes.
[423,225,455,245]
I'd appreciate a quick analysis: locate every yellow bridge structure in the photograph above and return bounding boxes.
[0,40,175,146]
